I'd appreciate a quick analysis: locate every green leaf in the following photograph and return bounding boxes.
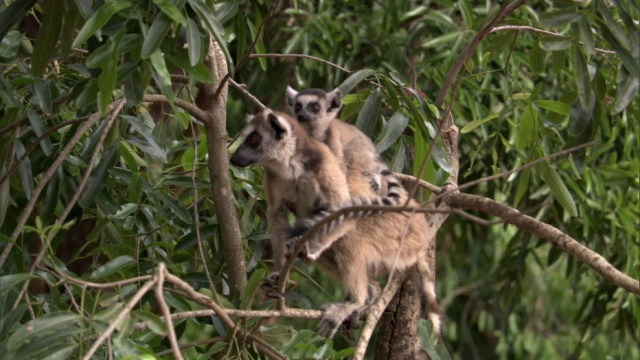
[42,169,61,225]
[153,0,187,25]
[110,203,139,219]
[98,53,117,113]
[578,16,595,57]
[241,268,267,309]
[72,0,133,48]
[188,0,233,73]
[14,140,33,200]
[338,69,375,95]
[149,49,175,104]
[0,0,38,42]
[59,2,82,59]
[31,0,63,76]
[0,31,23,58]
[574,46,593,110]
[0,274,38,293]
[540,10,582,27]
[79,145,120,208]
[186,16,202,66]
[515,104,536,152]
[7,313,80,351]
[513,169,530,208]
[27,109,53,155]
[538,162,578,216]
[539,40,572,51]
[535,100,571,115]
[89,255,135,279]
[461,113,499,133]
[141,13,173,59]
[529,43,545,75]
[375,111,409,153]
[159,194,193,224]
[355,88,382,137]
[33,80,53,114]
[613,75,639,114]
[133,310,168,336]
[161,176,210,189]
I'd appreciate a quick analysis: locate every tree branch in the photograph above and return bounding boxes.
[199,38,247,295]
[445,192,640,295]
[142,94,208,123]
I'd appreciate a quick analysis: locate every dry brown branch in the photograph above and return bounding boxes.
[249,53,352,73]
[445,192,640,295]
[0,100,123,267]
[154,264,183,360]
[142,94,208,123]
[490,25,617,55]
[83,278,158,360]
[13,99,126,309]
[164,273,287,359]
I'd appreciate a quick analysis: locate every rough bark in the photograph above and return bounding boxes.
[199,39,246,295]
[375,269,426,360]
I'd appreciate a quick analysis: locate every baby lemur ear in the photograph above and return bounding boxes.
[326,88,342,111]
[285,86,299,108]
[267,113,288,140]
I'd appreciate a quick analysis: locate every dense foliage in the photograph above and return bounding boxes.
[0,0,637,359]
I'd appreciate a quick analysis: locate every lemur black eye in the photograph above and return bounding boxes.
[294,104,302,112]
[309,103,321,113]
[247,132,261,148]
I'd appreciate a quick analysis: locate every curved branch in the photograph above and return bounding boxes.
[445,192,640,295]
[490,26,617,55]
[249,53,352,73]
[141,94,208,123]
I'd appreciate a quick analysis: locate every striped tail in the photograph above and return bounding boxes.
[287,196,385,241]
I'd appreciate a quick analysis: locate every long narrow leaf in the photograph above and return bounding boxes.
[72,0,133,48]
[355,88,382,137]
[0,0,38,42]
[31,0,63,76]
[78,145,120,208]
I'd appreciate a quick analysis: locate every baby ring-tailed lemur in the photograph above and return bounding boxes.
[285,86,409,248]
[230,108,441,340]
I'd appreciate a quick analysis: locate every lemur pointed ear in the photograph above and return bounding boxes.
[267,112,288,140]
[285,86,298,108]
[327,88,343,110]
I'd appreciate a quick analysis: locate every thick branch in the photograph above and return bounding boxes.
[445,192,640,295]
[199,39,247,295]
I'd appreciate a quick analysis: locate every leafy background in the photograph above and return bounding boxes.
[0,0,638,359]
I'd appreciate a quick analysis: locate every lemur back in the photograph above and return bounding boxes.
[230,109,356,271]
[285,86,407,236]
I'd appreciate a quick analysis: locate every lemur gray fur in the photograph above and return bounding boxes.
[285,86,408,249]
[230,108,441,340]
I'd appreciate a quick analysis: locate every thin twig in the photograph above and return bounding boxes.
[228,78,266,109]
[0,100,120,267]
[142,94,208,123]
[249,53,352,73]
[154,264,183,360]
[83,278,158,360]
[0,117,88,189]
[490,25,617,55]
[13,99,126,309]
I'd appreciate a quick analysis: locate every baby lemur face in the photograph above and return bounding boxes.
[286,86,342,125]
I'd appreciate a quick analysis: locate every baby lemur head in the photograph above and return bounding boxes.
[286,86,342,127]
[230,109,298,169]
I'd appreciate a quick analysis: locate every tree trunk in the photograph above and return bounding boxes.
[199,38,247,295]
